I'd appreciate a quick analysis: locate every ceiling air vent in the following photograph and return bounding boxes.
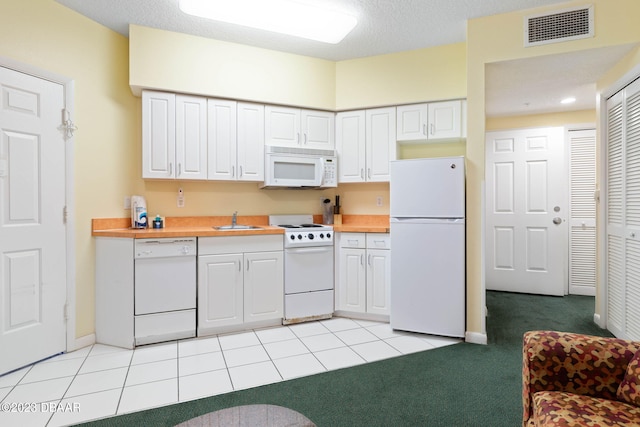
[525,5,593,47]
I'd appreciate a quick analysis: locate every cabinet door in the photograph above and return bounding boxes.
[176,95,207,180]
[301,110,335,149]
[366,107,396,182]
[366,249,391,315]
[142,91,176,179]
[337,248,366,313]
[428,100,462,140]
[197,254,243,333]
[244,251,283,323]
[207,99,237,181]
[237,102,265,181]
[265,106,300,147]
[396,104,428,141]
[336,111,366,183]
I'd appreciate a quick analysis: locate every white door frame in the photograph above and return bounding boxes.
[0,56,77,352]
[597,64,640,330]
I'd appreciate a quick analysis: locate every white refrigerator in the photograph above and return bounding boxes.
[389,156,465,338]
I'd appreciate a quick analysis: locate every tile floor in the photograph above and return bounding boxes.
[0,318,459,427]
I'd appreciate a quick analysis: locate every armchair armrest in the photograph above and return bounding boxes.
[522,330,639,425]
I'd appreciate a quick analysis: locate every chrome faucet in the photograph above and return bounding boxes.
[232,211,238,227]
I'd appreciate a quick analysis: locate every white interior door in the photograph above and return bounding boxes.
[485,127,567,296]
[0,67,67,374]
[568,128,596,296]
[606,78,640,341]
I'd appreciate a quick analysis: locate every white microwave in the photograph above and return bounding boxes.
[261,146,338,189]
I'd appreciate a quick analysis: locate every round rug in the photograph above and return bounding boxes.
[175,404,316,426]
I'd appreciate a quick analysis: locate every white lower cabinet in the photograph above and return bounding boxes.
[198,235,283,335]
[335,233,391,319]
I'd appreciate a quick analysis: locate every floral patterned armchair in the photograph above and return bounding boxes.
[522,330,640,426]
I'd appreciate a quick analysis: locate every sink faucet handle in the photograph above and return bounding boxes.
[232,211,238,225]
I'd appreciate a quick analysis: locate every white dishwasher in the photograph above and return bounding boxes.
[134,238,196,346]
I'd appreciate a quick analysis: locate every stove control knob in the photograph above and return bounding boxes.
[320,233,325,239]
[297,234,302,240]
[290,234,295,240]
[326,232,331,239]
[308,233,314,240]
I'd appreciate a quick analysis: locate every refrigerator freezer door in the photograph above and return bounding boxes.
[390,219,465,337]
[390,157,465,218]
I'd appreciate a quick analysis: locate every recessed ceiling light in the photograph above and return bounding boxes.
[178,0,358,44]
[561,97,576,104]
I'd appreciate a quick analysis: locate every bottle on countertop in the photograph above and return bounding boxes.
[152,214,163,229]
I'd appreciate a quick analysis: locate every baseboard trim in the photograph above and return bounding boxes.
[69,333,95,352]
[465,331,488,345]
[593,313,605,329]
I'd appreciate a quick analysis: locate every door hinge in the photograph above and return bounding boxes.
[63,303,69,321]
[63,206,68,224]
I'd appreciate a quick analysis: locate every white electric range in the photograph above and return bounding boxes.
[269,215,334,324]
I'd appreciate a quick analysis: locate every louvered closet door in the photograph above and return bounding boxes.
[606,77,640,341]
[624,80,640,340]
[569,129,596,295]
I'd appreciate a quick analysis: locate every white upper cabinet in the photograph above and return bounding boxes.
[301,109,335,149]
[336,107,396,183]
[176,95,208,179]
[366,107,396,182]
[236,102,265,181]
[208,100,264,182]
[142,91,175,179]
[396,100,465,142]
[265,105,335,149]
[142,91,207,180]
[207,99,237,180]
[336,110,366,182]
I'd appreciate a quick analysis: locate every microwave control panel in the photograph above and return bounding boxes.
[323,158,338,187]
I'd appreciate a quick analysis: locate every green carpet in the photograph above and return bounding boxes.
[79,291,613,427]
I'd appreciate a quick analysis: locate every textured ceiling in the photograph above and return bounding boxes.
[55,0,572,61]
[54,0,636,116]
[485,44,637,117]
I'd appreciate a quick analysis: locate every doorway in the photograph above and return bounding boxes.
[484,126,597,297]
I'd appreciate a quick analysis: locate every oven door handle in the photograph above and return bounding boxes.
[286,247,332,254]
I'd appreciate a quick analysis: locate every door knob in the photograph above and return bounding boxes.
[552,217,562,225]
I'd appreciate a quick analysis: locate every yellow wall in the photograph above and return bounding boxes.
[129,25,337,111]
[336,43,467,110]
[486,110,596,131]
[467,0,640,336]
[0,0,140,338]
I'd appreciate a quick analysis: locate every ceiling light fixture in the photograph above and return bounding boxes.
[561,97,576,104]
[178,0,358,44]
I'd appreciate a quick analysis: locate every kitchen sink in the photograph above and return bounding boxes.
[214,225,263,230]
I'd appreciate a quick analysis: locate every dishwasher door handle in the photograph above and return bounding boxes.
[286,247,332,254]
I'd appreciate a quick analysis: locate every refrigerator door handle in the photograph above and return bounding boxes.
[390,217,465,224]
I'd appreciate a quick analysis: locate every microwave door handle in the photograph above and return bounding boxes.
[316,158,324,186]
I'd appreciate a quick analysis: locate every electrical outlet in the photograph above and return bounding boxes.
[376,196,383,207]
[124,196,131,209]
